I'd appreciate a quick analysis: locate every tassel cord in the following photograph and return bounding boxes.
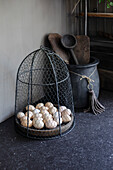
[70,67,96,90]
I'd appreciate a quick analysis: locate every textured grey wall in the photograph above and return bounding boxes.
[0,0,67,123]
[65,0,80,34]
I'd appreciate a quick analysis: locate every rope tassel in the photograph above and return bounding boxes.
[88,89,105,115]
[69,68,105,115]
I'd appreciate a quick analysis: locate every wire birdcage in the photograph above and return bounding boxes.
[15,46,75,139]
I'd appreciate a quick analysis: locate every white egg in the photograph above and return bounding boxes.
[53,112,61,119]
[25,111,33,119]
[54,117,62,125]
[33,119,44,129]
[45,120,57,129]
[62,114,71,123]
[41,109,49,115]
[17,112,25,119]
[33,109,40,114]
[26,105,35,111]
[20,116,30,122]
[45,102,53,108]
[33,117,43,122]
[40,106,49,111]
[21,119,32,127]
[62,109,72,116]
[34,113,42,118]
[43,114,53,121]
[36,103,44,109]
[49,107,57,115]
[59,106,67,112]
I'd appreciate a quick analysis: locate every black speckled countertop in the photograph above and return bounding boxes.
[0,90,113,170]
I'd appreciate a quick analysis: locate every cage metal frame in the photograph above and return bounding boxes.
[15,46,75,139]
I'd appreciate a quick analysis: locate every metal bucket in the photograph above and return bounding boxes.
[67,57,100,109]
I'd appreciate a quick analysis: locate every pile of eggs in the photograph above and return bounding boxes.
[17,102,72,130]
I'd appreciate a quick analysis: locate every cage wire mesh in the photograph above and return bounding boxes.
[15,46,75,139]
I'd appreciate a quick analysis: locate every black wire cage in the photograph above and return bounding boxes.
[15,46,75,139]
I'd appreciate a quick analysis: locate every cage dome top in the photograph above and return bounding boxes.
[17,46,69,86]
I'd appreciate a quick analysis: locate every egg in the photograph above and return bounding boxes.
[41,109,49,115]
[33,113,42,119]
[43,114,53,121]
[17,112,25,119]
[49,107,57,115]
[53,111,62,125]
[45,102,53,108]
[62,109,72,116]
[21,118,32,127]
[62,114,71,123]
[36,103,44,109]
[43,117,53,124]
[33,119,44,129]
[25,111,33,119]
[45,120,57,129]
[40,106,49,111]
[33,117,43,125]
[26,105,35,111]
[33,109,40,114]
[53,112,61,119]
[33,117,43,122]
[54,117,62,125]
[20,116,30,122]
[42,111,50,117]
[59,106,67,113]
[33,111,42,118]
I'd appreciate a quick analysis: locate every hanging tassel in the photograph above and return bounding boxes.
[87,89,105,115]
[69,69,105,115]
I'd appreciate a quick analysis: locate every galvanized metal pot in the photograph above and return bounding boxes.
[67,57,100,109]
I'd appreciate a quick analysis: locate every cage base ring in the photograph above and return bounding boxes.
[15,114,75,139]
